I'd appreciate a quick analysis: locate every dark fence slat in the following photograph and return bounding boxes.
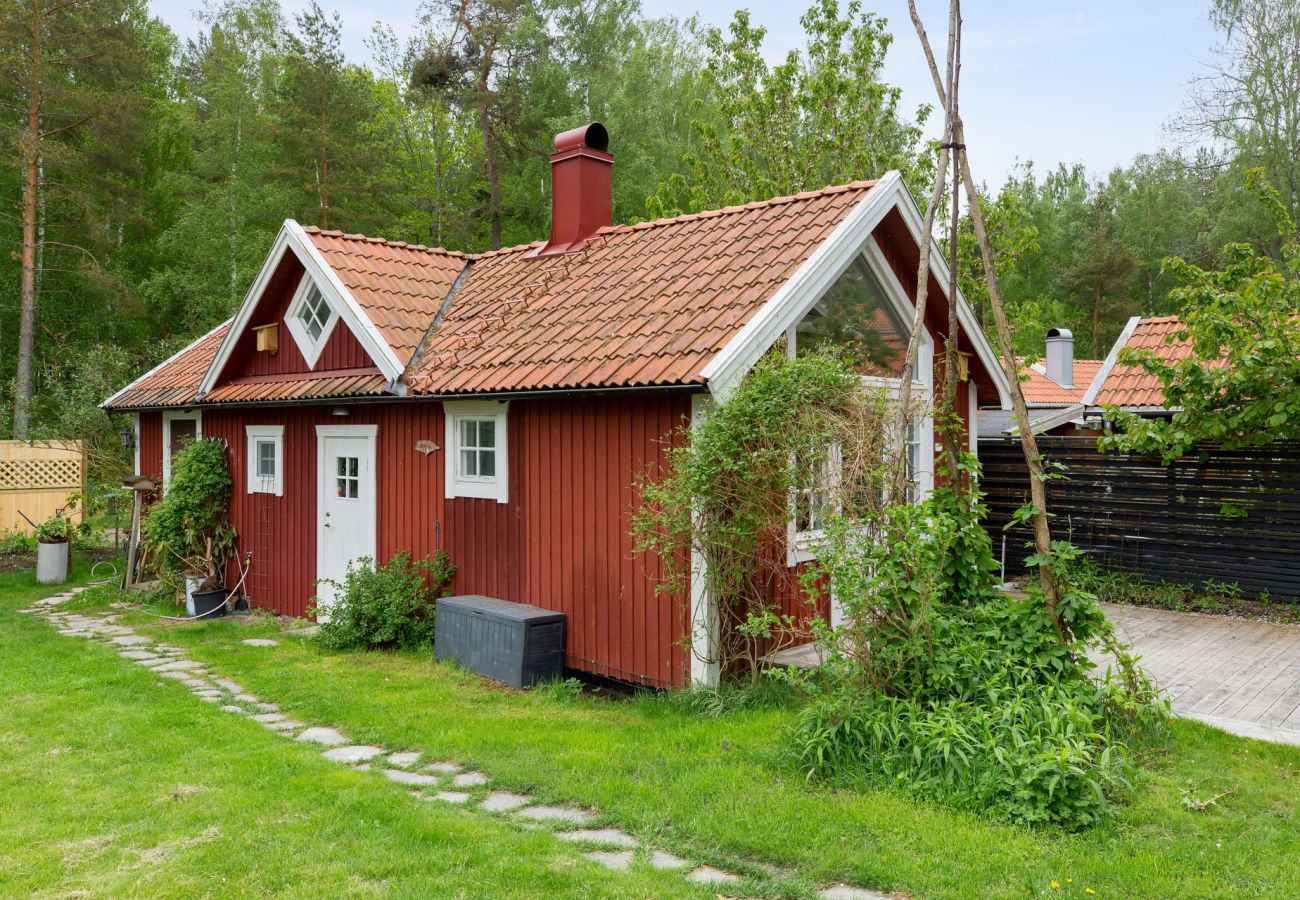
[978,436,1300,600]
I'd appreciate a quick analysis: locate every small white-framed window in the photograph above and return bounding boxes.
[245,425,284,496]
[284,274,338,367]
[162,410,202,493]
[444,400,508,503]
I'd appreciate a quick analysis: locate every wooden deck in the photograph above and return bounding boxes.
[768,603,1300,747]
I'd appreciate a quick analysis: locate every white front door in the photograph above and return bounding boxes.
[315,425,378,615]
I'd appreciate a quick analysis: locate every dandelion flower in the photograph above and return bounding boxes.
[1049,881,1060,890]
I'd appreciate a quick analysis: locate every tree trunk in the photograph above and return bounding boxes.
[1091,283,1101,357]
[14,0,43,440]
[477,54,501,250]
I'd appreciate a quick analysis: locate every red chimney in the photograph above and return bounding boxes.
[536,123,612,256]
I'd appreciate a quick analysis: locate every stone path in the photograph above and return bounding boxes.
[24,588,889,900]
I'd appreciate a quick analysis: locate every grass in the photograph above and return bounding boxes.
[0,566,700,899]
[5,571,1300,897]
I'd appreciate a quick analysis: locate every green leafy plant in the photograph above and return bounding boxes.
[32,496,85,544]
[0,530,38,554]
[534,677,585,703]
[312,551,456,652]
[139,438,235,592]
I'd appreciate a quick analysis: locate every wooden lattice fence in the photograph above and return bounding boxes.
[0,440,87,536]
[979,436,1300,600]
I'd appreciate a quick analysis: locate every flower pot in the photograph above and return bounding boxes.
[36,540,69,585]
[184,575,202,616]
[191,588,229,620]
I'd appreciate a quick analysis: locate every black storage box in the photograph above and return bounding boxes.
[435,595,566,688]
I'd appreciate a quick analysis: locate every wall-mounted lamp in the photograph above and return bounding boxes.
[119,423,135,452]
[331,406,350,417]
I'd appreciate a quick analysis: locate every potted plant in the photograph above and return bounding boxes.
[140,438,237,619]
[33,497,81,585]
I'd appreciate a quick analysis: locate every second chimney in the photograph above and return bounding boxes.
[1045,327,1074,387]
[536,123,613,256]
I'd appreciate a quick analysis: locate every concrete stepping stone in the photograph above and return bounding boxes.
[220,705,247,715]
[241,638,279,646]
[818,885,891,899]
[687,866,740,885]
[118,650,159,661]
[480,791,532,813]
[556,829,638,849]
[516,805,593,826]
[648,850,690,870]
[264,719,303,732]
[250,712,285,723]
[139,658,174,668]
[382,768,440,787]
[214,679,244,694]
[111,635,153,647]
[233,693,262,704]
[451,771,488,788]
[195,693,223,702]
[385,750,421,768]
[429,791,471,804]
[584,850,633,872]
[424,761,461,774]
[154,645,185,654]
[160,670,193,681]
[153,659,203,673]
[296,727,348,746]
[322,745,386,764]
[182,679,210,689]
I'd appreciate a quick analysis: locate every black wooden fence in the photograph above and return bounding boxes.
[978,436,1300,599]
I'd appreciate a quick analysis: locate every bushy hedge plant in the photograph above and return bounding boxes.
[140,438,234,591]
[313,551,456,652]
[792,465,1168,831]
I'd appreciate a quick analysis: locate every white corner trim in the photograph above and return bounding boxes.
[701,171,906,399]
[1082,315,1142,408]
[102,319,231,409]
[283,273,340,369]
[443,399,509,504]
[245,424,285,497]
[132,411,141,475]
[197,221,404,399]
[161,410,202,492]
[688,392,721,687]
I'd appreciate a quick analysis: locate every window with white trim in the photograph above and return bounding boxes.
[444,400,508,503]
[245,425,284,496]
[284,274,338,367]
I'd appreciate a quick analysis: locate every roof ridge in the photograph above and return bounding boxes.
[602,179,879,236]
[302,225,470,259]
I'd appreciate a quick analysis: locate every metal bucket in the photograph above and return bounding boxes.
[36,541,69,584]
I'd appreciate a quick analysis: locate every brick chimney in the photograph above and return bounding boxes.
[536,123,612,256]
[1045,327,1075,387]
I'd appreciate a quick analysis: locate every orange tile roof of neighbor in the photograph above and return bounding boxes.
[1091,315,1208,409]
[1020,359,1103,406]
[104,181,880,409]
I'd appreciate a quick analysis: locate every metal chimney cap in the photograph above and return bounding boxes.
[554,122,608,154]
[1046,327,1073,340]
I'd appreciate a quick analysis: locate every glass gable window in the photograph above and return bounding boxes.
[297,284,332,342]
[795,256,908,377]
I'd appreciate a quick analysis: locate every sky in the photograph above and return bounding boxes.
[147,0,1221,187]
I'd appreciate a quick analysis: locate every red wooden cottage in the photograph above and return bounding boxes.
[104,123,1011,688]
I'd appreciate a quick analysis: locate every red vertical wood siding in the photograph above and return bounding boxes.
[138,412,163,481]
[196,393,692,687]
[214,253,374,384]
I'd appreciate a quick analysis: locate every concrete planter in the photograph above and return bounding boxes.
[36,540,69,584]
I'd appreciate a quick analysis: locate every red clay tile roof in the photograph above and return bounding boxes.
[103,323,230,410]
[404,181,876,395]
[106,180,879,408]
[203,371,389,404]
[304,229,466,365]
[1093,316,1205,408]
[1020,359,1103,406]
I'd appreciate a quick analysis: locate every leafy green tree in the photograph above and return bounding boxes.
[1059,191,1138,358]
[645,0,929,217]
[1103,172,1300,460]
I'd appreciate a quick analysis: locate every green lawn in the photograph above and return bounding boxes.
[5,567,1300,898]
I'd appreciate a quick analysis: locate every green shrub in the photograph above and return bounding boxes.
[313,552,456,652]
[0,530,37,554]
[792,480,1168,831]
[140,438,234,591]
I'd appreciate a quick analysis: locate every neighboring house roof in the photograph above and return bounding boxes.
[101,322,230,410]
[1083,315,1217,411]
[404,181,875,395]
[104,172,1013,412]
[1019,359,1103,406]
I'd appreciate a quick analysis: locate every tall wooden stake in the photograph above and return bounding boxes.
[908,0,1065,637]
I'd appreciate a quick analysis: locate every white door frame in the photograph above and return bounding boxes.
[161,410,202,492]
[315,424,378,611]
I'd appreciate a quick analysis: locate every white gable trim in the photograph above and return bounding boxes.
[196,220,404,399]
[1082,315,1142,408]
[701,171,1011,410]
[101,319,231,409]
